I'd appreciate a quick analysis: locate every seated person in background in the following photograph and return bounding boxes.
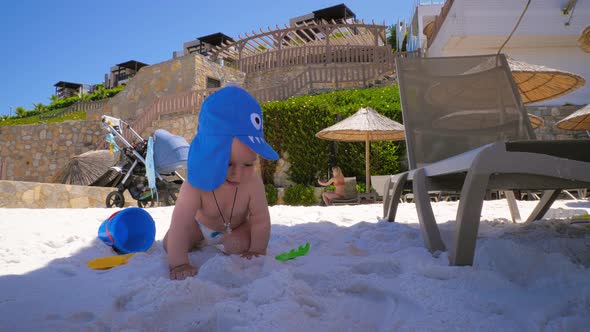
[317,166,346,206]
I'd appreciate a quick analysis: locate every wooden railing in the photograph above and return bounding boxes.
[39,99,110,120]
[239,45,394,73]
[250,60,395,103]
[395,49,422,59]
[96,88,219,149]
[250,69,312,103]
[426,0,454,48]
[122,88,220,144]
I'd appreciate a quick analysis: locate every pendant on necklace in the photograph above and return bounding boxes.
[225,224,232,234]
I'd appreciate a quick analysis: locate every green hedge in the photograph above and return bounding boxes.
[283,184,317,206]
[0,110,86,126]
[261,86,405,188]
[265,183,278,206]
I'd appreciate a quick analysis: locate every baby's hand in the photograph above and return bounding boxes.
[169,263,197,280]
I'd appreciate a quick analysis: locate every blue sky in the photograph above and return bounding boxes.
[0,0,413,117]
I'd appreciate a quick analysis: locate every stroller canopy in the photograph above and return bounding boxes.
[152,129,190,174]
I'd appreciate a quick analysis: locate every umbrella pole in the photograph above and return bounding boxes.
[365,139,370,193]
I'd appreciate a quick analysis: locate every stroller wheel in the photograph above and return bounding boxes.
[106,191,125,208]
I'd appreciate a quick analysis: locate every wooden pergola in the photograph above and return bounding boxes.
[208,20,388,67]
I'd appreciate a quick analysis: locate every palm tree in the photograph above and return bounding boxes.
[15,106,27,117]
[32,103,46,115]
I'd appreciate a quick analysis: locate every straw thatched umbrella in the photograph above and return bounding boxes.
[555,104,590,131]
[432,110,544,130]
[423,21,435,38]
[316,107,405,193]
[578,26,590,53]
[51,150,118,186]
[508,59,586,104]
[457,57,585,105]
[527,113,544,129]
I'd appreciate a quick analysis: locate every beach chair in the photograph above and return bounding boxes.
[371,175,391,202]
[330,177,361,205]
[384,54,590,266]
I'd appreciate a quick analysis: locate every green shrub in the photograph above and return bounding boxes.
[283,184,317,206]
[357,182,366,194]
[265,183,278,206]
[261,86,405,187]
[0,110,86,126]
[3,85,124,125]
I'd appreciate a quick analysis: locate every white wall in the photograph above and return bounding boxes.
[416,4,443,51]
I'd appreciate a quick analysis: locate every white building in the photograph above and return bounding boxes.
[405,0,590,106]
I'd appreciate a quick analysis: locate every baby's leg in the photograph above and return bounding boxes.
[163,219,205,252]
[221,222,252,254]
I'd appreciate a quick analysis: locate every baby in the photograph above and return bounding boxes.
[163,85,279,280]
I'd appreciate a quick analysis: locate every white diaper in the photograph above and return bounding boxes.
[195,219,224,245]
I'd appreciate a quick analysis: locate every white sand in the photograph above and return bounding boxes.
[1,199,590,331]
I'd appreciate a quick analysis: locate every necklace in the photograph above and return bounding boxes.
[212,187,238,234]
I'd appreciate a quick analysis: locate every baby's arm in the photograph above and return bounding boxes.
[166,181,201,278]
[244,176,271,257]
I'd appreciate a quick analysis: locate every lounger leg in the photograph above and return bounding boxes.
[561,190,577,200]
[525,190,560,224]
[383,177,393,218]
[450,171,490,266]
[384,173,408,222]
[413,169,446,253]
[503,191,522,223]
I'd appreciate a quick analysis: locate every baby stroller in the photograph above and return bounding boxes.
[92,115,189,208]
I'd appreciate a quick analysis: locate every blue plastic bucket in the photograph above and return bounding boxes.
[98,207,156,254]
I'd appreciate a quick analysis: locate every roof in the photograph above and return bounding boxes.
[53,81,83,89]
[115,60,149,70]
[196,32,234,46]
[312,3,356,21]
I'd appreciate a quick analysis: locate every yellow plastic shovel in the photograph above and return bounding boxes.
[87,253,135,270]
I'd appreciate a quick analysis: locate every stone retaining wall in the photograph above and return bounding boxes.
[0,180,135,208]
[245,63,382,95]
[526,105,588,140]
[0,179,326,208]
[91,54,245,122]
[0,120,104,183]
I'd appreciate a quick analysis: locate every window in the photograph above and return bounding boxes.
[207,77,221,89]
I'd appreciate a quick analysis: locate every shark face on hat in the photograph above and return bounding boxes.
[187,85,279,191]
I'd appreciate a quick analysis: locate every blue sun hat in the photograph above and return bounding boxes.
[187,85,279,191]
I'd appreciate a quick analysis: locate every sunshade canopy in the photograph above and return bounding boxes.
[555,104,590,131]
[315,107,405,142]
[51,150,118,186]
[316,107,405,193]
[527,113,544,129]
[508,59,586,104]
[578,25,590,53]
[455,57,585,105]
